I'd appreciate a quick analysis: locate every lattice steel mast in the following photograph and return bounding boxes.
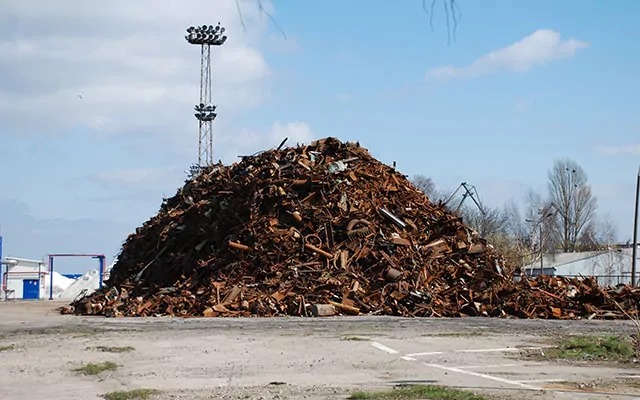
[185,23,227,173]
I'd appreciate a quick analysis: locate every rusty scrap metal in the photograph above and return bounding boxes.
[64,137,640,320]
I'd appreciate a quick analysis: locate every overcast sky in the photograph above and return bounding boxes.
[0,0,638,272]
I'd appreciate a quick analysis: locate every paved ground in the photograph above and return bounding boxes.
[1,300,640,400]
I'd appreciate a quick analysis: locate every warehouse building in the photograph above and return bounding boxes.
[524,247,638,286]
[2,257,48,300]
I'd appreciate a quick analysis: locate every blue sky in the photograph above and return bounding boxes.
[0,0,638,273]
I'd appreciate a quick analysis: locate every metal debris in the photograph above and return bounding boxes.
[64,137,640,319]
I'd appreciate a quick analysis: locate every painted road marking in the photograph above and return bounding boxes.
[517,379,566,383]
[456,364,518,370]
[369,341,544,391]
[456,347,540,353]
[423,363,540,390]
[406,348,540,357]
[406,351,445,357]
[371,341,399,354]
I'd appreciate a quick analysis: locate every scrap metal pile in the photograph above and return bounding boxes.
[67,137,640,319]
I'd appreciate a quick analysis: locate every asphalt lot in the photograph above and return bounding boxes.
[1,300,639,400]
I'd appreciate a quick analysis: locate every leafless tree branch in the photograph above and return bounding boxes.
[547,159,598,252]
[422,0,460,44]
[235,1,461,43]
[235,0,287,39]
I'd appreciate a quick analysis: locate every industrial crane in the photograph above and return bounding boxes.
[443,182,485,215]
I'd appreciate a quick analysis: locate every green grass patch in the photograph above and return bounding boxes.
[547,335,634,362]
[348,385,487,400]
[101,389,160,400]
[88,346,135,353]
[73,361,119,376]
[0,345,15,352]
[341,336,371,341]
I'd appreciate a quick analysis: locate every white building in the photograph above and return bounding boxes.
[524,247,638,286]
[1,257,73,300]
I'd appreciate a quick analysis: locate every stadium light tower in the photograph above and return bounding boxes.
[185,23,227,174]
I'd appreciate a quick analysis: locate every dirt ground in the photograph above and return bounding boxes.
[1,301,640,400]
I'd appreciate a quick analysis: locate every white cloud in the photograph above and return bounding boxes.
[216,121,316,163]
[595,144,640,157]
[0,198,131,264]
[89,167,184,189]
[0,0,273,145]
[425,29,589,81]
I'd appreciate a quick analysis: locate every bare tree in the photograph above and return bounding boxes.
[460,205,509,239]
[412,175,436,197]
[520,188,558,259]
[237,1,462,43]
[459,203,524,274]
[595,215,619,247]
[411,175,448,203]
[547,159,598,252]
[585,215,625,286]
[503,200,530,253]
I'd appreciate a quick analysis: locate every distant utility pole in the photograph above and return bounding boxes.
[526,212,554,276]
[632,165,639,286]
[185,23,228,175]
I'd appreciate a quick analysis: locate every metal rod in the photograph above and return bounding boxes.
[0,235,3,299]
[99,256,105,289]
[539,223,544,275]
[632,165,640,286]
[49,256,53,300]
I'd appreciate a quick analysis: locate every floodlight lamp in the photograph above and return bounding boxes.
[206,105,213,111]
[187,26,195,33]
[208,25,214,32]
[221,36,227,43]
[201,25,207,31]
[199,103,205,109]
[220,27,225,34]
[214,25,220,32]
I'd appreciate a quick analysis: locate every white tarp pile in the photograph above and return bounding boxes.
[58,263,113,300]
[51,272,75,298]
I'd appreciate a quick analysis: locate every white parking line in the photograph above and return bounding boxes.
[456,364,518,370]
[456,347,523,353]
[370,341,399,354]
[423,363,540,390]
[369,341,542,391]
[406,351,444,357]
[406,348,540,357]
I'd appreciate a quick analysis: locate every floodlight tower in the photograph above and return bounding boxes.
[185,23,227,172]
